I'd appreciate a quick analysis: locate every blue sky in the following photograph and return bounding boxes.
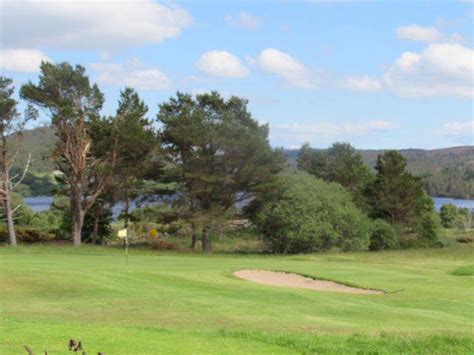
[1,0,473,149]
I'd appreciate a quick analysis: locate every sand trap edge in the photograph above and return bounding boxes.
[234,269,384,295]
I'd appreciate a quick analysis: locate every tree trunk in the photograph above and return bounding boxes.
[91,214,99,245]
[191,232,197,250]
[4,190,16,247]
[202,225,212,253]
[124,177,130,228]
[216,222,224,241]
[71,189,84,246]
[2,145,16,246]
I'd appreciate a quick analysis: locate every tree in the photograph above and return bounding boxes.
[254,171,372,253]
[439,204,458,228]
[367,150,430,226]
[416,210,441,243]
[111,87,157,228]
[296,143,325,176]
[297,142,373,208]
[21,62,116,245]
[0,77,36,246]
[368,219,398,251]
[158,92,283,252]
[440,204,472,230]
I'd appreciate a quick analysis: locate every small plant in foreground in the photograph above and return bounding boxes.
[23,338,105,355]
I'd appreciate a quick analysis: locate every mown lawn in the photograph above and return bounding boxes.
[1,244,473,354]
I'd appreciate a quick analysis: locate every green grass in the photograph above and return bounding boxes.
[1,244,473,354]
[449,264,474,276]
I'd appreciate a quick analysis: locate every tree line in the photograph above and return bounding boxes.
[0,61,456,252]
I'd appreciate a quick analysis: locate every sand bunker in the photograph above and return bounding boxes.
[234,269,384,295]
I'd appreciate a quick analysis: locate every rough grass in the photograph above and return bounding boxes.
[449,264,474,276]
[1,244,473,354]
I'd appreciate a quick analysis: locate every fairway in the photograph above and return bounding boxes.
[1,245,473,354]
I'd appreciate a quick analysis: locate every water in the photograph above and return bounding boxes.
[23,196,474,214]
[433,197,474,211]
[23,195,166,219]
[24,196,54,212]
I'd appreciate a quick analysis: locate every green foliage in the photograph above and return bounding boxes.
[423,166,474,199]
[369,219,398,251]
[255,172,372,253]
[290,146,474,199]
[20,62,104,124]
[440,204,459,228]
[439,204,472,230]
[82,206,112,244]
[130,205,180,224]
[367,150,431,226]
[10,167,55,197]
[0,193,35,226]
[113,88,159,224]
[27,210,62,230]
[8,126,56,173]
[454,207,472,230]
[417,211,441,242]
[0,227,56,244]
[297,142,373,209]
[158,91,284,252]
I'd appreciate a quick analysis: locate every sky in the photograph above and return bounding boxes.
[0,0,473,150]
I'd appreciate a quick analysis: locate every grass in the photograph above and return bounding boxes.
[1,244,473,354]
[449,264,474,276]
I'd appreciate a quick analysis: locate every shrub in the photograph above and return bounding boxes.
[417,211,441,242]
[255,172,372,253]
[149,239,180,251]
[369,219,398,251]
[439,204,472,230]
[456,236,473,244]
[0,227,56,244]
[440,204,458,228]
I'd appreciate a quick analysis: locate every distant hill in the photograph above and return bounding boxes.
[285,146,474,172]
[11,127,474,199]
[9,126,56,173]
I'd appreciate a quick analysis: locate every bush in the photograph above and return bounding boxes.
[149,239,180,251]
[417,211,441,242]
[0,227,57,244]
[440,204,458,228]
[369,219,398,251]
[439,204,472,230]
[255,172,372,253]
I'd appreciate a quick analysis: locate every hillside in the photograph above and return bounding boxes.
[10,127,474,199]
[9,126,56,173]
[285,146,474,171]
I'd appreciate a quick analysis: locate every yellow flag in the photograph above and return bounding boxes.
[117,229,128,238]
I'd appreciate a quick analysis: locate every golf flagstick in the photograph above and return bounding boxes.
[118,228,128,265]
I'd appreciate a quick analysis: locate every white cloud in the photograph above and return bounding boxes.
[90,59,171,90]
[191,89,233,99]
[256,48,316,88]
[441,121,474,137]
[196,50,249,78]
[1,0,192,50]
[270,120,395,146]
[273,120,394,137]
[383,43,474,98]
[396,25,444,43]
[225,12,262,30]
[340,75,382,92]
[0,49,50,72]
[271,120,394,147]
